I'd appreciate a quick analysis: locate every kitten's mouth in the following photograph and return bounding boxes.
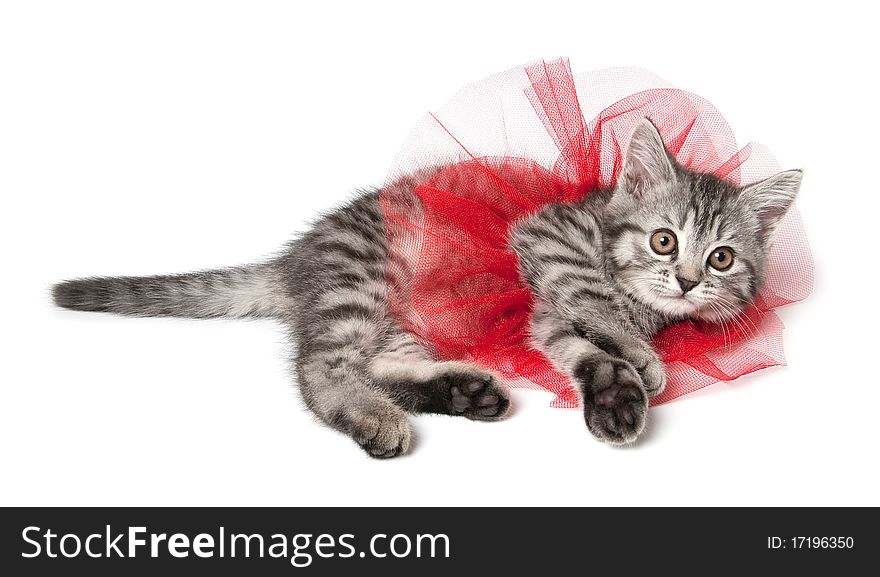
[633,284,699,317]
[658,294,699,314]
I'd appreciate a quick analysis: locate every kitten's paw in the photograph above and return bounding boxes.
[635,355,666,397]
[347,406,413,459]
[575,355,648,445]
[438,366,511,421]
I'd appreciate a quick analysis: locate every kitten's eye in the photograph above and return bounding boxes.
[708,247,735,271]
[649,229,677,255]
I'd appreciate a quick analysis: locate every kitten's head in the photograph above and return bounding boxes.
[603,118,803,323]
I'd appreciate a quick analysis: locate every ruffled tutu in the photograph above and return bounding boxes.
[380,58,813,408]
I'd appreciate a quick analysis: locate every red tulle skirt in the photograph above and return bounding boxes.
[380,58,813,408]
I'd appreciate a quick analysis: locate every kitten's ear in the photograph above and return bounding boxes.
[621,118,677,196]
[741,169,803,243]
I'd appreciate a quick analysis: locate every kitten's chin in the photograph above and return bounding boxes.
[691,303,743,324]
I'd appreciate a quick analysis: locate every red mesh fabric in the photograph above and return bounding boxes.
[380,58,813,408]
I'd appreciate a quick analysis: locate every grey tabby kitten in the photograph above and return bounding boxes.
[53,119,802,457]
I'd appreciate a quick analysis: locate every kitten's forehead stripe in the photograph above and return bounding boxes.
[606,222,645,240]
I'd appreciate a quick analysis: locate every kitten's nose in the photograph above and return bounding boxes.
[676,276,699,294]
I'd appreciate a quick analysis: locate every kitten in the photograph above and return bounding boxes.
[53,119,802,456]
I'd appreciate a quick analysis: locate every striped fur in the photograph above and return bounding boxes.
[53,119,801,454]
[54,177,511,459]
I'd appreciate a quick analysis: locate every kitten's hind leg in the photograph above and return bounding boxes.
[371,332,512,421]
[295,328,414,459]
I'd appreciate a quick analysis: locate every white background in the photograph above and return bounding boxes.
[2,1,878,506]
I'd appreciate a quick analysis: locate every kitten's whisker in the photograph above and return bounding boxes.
[712,295,759,337]
[703,301,729,345]
[713,299,756,340]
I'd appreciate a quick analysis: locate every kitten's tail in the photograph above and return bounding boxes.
[52,262,285,319]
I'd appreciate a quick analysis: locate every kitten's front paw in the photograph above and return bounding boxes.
[347,406,413,459]
[440,368,511,421]
[575,355,648,445]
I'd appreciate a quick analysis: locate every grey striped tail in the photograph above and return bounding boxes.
[52,263,284,319]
